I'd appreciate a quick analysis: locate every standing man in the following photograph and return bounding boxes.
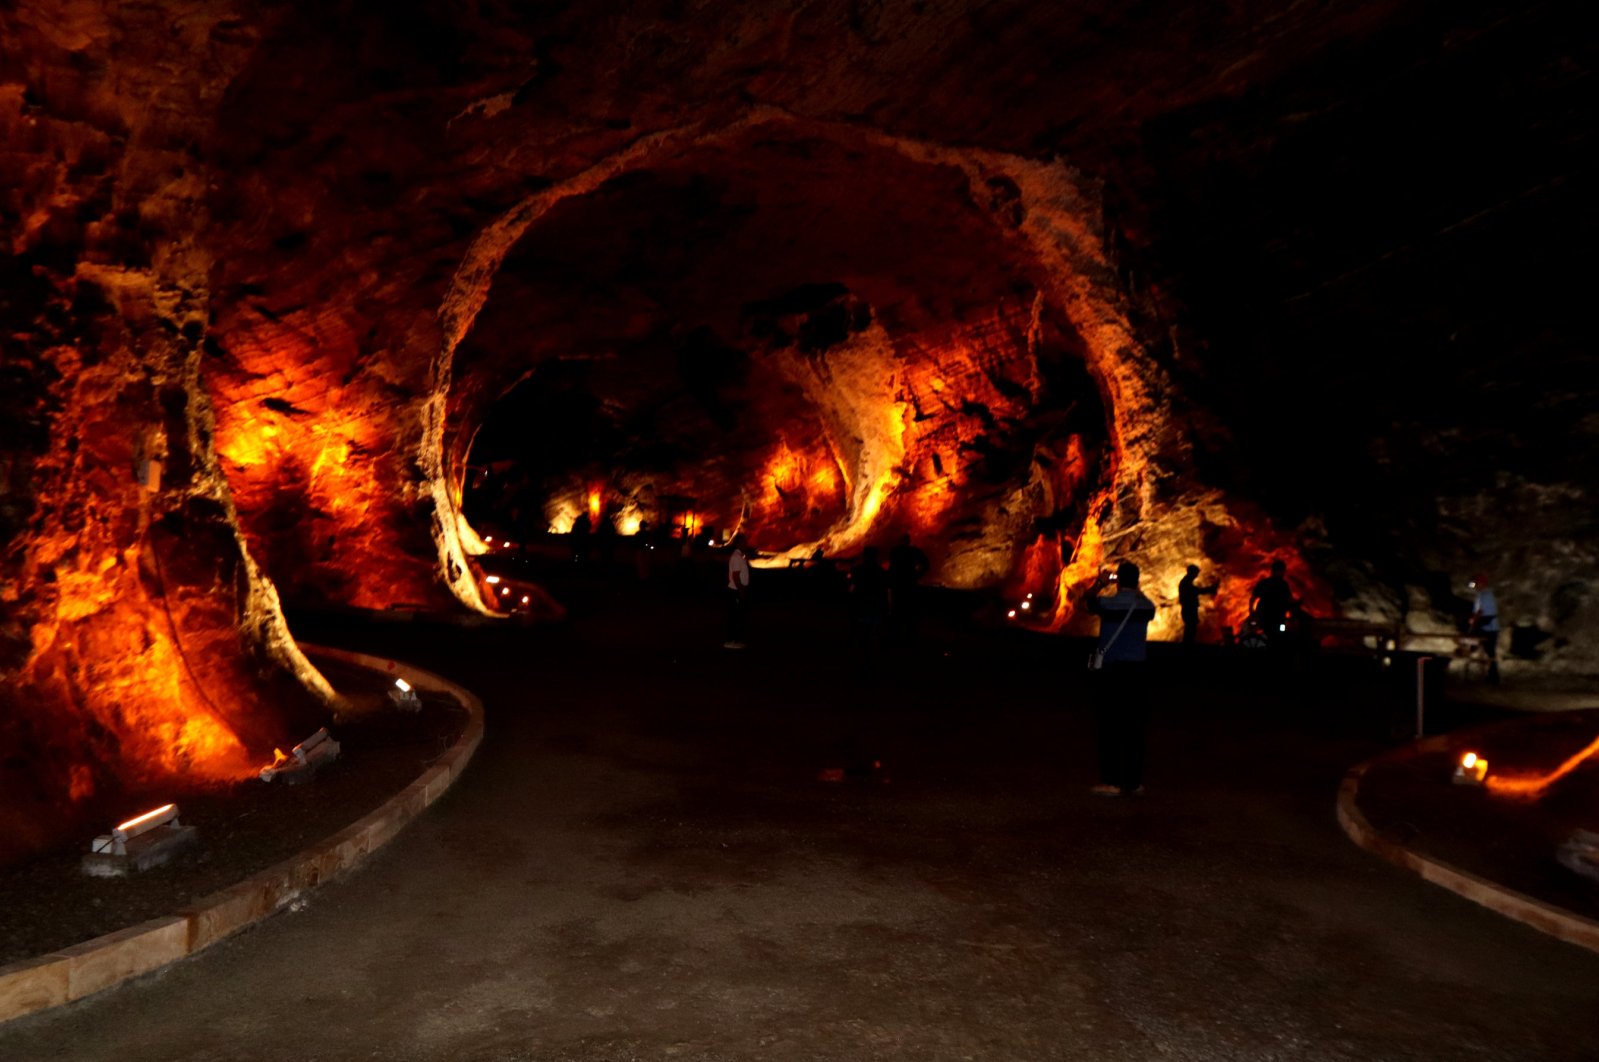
[1087,561,1158,797]
[724,533,751,649]
[1469,574,1501,684]
[1249,559,1297,648]
[1177,563,1218,645]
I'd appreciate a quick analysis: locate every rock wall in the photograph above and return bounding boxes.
[0,1,333,860]
[1,0,1591,855]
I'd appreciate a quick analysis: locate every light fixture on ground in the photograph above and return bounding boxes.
[1453,751,1488,786]
[389,677,422,711]
[83,802,198,876]
[259,727,343,784]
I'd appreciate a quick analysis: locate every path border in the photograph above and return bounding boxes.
[0,646,484,1024]
[1336,737,1599,955]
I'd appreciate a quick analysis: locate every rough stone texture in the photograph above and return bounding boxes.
[0,2,334,862]
[1,1,1592,849]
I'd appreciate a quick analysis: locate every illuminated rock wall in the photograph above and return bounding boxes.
[2,0,1590,861]
[0,3,333,860]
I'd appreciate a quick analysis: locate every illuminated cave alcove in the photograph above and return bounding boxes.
[447,133,1110,589]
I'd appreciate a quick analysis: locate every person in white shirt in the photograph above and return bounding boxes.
[1469,575,1501,683]
[724,534,751,649]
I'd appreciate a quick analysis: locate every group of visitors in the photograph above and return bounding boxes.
[716,535,1504,800]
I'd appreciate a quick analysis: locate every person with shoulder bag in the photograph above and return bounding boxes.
[1086,561,1157,796]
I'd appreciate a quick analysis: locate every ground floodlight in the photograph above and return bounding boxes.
[389,677,422,712]
[1453,751,1488,786]
[85,802,196,875]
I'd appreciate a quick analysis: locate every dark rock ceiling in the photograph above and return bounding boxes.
[0,0,1592,851]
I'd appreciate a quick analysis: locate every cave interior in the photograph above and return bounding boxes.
[0,0,1592,856]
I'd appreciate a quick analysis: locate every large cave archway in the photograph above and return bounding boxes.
[426,115,1316,633]
[444,123,1113,590]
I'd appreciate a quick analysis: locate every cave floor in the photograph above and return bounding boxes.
[4,574,1598,1061]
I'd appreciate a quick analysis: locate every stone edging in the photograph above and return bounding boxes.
[1336,739,1599,955]
[0,645,484,1024]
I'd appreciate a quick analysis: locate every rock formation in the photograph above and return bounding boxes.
[1,0,1590,856]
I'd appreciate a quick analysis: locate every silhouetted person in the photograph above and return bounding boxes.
[887,534,931,644]
[1249,559,1296,647]
[1469,574,1501,684]
[594,510,618,570]
[849,546,891,672]
[1177,564,1218,645]
[724,533,751,649]
[675,528,696,590]
[570,511,591,563]
[1087,561,1157,796]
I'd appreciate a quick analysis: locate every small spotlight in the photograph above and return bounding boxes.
[291,728,340,766]
[1454,751,1488,786]
[389,678,421,712]
[1020,600,1031,611]
[109,803,179,847]
[485,575,501,585]
[1279,624,1287,632]
[85,802,195,875]
[260,728,342,782]
[500,586,510,596]
[484,536,494,544]
[1007,609,1017,619]
[520,595,530,605]
[1025,592,1034,600]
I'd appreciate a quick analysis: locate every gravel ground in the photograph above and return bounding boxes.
[0,654,468,965]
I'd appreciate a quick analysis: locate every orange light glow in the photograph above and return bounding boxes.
[116,803,177,834]
[209,314,445,609]
[588,488,603,521]
[1046,491,1112,631]
[1485,732,1599,800]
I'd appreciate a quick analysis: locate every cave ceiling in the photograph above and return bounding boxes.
[0,0,1592,850]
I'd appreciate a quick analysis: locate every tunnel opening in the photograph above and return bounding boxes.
[445,130,1114,596]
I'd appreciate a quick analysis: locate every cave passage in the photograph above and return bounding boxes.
[448,132,1111,586]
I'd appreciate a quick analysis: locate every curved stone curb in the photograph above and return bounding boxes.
[0,646,484,1025]
[1336,747,1599,956]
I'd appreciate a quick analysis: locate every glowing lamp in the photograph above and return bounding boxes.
[485,575,501,585]
[85,802,197,875]
[107,803,179,848]
[1020,600,1031,611]
[389,678,422,712]
[485,536,494,544]
[260,728,343,782]
[1453,751,1489,786]
[520,595,530,605]
[1007,609,1017,619]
